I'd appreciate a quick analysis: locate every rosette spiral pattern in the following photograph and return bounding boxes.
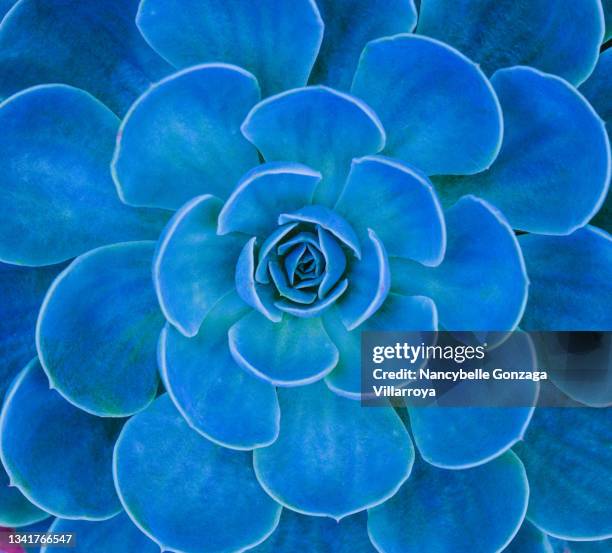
[0,1,610,553]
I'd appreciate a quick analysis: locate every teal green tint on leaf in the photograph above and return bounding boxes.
[37,242,163,417]
[0,85,169,266]
[0,360,122,519]
[242,87,385,206]
[160,293,280,450]
[154,195,247,337]
[114,395,281,553]
[368,452,529,553]
[352,34,502,176]
[229,311,338,386]
[254,381,413,519]
[113,64,261,210]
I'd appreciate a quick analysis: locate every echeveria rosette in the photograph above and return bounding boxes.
[0,1,610,553]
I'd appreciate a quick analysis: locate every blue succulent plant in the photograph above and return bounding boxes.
[0,1,611,552]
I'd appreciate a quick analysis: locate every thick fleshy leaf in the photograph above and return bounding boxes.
[581,50,612,233]
[236,238,283,322]
[408,332,537,468]
[113,64,260,210]
[520,228,612,330]
[137,0,323,97]
[351,35,502,176]
[0,461,48,528]
[254,381,413,519]
[42,514,158,553]
[229,311,338,386]
[154,195,246,337]
[275,279,349,318]
[519,230,612,403]
[337,230,390,331]
[309,0,416,90]
[0,85,169,266]
[0,0,170,115]
[325,294,437,399]
[438,67,611,234]
[417,0,604,85]
[255,223,298,284]
[552,538,612,553]
[391,196,528,334]
[368,452,528,553]
[218,163,321,237]
[251,510,376,553]
[278,205,361,258]
[0,0,15,19]
[37,242,163,417]
[0,263,65,403]
[241,87,386,206]
[114,394,281,552]
[499,521,552,553]
[334,156,445,265]
[514,402,612,539]
[160,293,280,450]
[0,360,122,519]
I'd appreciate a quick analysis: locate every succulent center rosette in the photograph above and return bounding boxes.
[0,1,611,553]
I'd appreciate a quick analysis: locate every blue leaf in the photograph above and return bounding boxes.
[337,230,390,331]
[408,332,538,468]
[0,0,171,115]
[218,163,322,237]
[438,67,610,234]
[0,460,49,528]
[0,263,65,403]
[368,452,528,553]
[0,0,15,19]
[334,156,446,265]
[137,0,323,97]
[502,520,553,553]
[42,513,158,553]
[114,395,281,552]
[417,0,604,85]
[236,237,283,323]
[0,85,169,266]
[581,50,612,233]
[278,205,361,258]
[520,227,612,329]
[113,64,261,210]
[154,195,247,336]
[518,228,612,407]
[0,359,122,519]
[242,87,385,206]
[251,509,376,552]
[253,381,413,519]
[514,401,612,540]
[351,34,502,176]
[160,293,280,450]
[390,196,528,334]
[552,538,612,553]
[606,0,612,40]
[325,295,437,399]
[229,311,338,386]
[37,242,163,417]
[309,0,416,90]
